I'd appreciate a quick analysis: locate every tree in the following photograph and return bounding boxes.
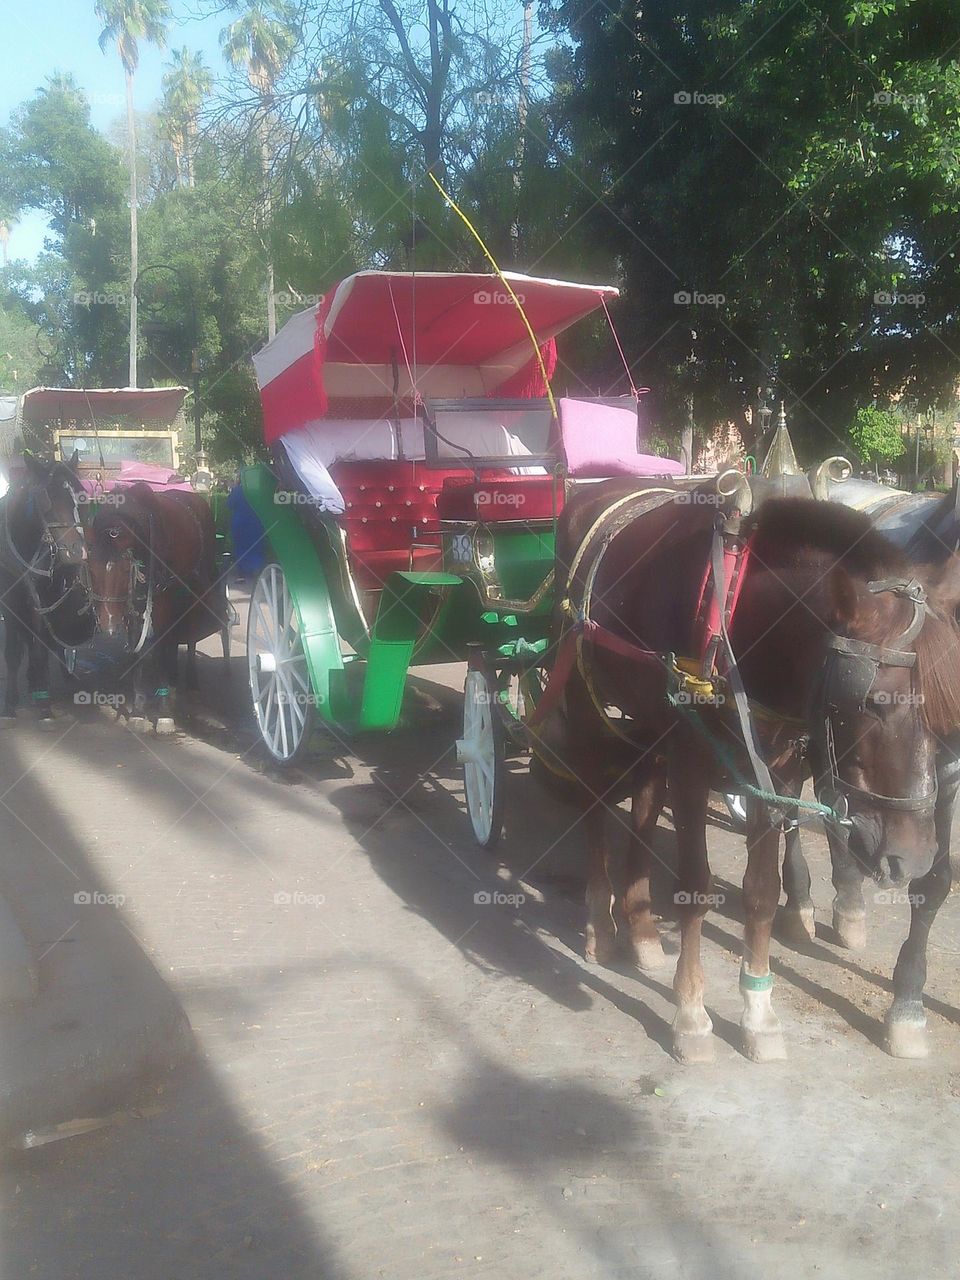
[848,405,906,471]
[95,0,171,387]
[545,0,960,455]
[221,1,298,340]
[161,47,213,189]
[1,78,129,386]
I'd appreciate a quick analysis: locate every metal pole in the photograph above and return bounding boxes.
[192,349,201,454]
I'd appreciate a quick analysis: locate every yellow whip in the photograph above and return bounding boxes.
[427,170,558,419]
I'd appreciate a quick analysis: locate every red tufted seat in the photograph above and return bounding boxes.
[329,460,474,590]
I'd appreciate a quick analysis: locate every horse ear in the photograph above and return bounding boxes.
[927,554,960,620]
[67,449,81,473]
[828,565,862,630]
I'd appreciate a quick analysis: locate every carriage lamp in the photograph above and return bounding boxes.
[191,449,213,492]
[758,401,773,437]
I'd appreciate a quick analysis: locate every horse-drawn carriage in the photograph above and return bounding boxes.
[241,270,682,806]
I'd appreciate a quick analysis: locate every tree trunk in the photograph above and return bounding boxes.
[261,132,276,341]
[125,66,139,387]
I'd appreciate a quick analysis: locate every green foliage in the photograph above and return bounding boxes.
[848,406,906,464]
[544,0,960,450]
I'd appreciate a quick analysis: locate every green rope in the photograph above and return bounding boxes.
[666,689,844,825]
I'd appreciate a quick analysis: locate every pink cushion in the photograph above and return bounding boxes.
[558,397,684,478]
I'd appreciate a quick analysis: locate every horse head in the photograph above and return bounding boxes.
[12,451,87,567]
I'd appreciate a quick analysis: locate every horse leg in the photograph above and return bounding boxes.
[778,824,816,944]
[884,752,959,1058]
[185,641,200,692]
[778,764,816,944]
[740,799,788,1061]
[830,831,868,950]
[26,632,54,727]
[584,804,617,966]
[2,616,22,718]
[669,742,715,1063]
[621,765,669,970]
[154,643,176,735]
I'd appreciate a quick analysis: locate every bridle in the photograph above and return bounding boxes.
[87,515,156,656]
[0,474,90,628]
[812,576,939,820]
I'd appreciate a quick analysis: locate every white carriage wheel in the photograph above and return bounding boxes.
[247,563,315,763]
[457,669,505,848]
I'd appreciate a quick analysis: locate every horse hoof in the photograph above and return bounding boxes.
[742,1026,787,1063]
[631,937,670,971]
[833,907,867,950]
[672,1006,714,1063]
[885,1010,929,1059]
[155,717,176,736]
[584,937,617,966]
[672,1030,715,1064]
[778,905,816,946]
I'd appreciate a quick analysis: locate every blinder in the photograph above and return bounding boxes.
[811,577,938,820]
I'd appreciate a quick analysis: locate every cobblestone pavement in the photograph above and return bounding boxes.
[2,589,959,1279]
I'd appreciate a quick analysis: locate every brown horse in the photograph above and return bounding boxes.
[84,483,228,731]
[536,484,960,1063]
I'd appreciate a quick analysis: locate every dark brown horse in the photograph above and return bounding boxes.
[84,483,228,732]
[0,453,93,722]
[536,483,960,1063]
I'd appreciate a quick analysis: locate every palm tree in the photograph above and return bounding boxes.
[221,2,297,340]
[95,0,171,387]
[162,48,213,189]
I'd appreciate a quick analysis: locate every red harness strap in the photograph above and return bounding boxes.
[527,618,663,728]
[527,524,756,730]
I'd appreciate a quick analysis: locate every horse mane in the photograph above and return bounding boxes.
[914,572,960,736]
[749,498,960,735]
[747,498,910,578]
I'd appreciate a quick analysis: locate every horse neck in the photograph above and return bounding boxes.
[6,489,46,561]
[732,557,846,719]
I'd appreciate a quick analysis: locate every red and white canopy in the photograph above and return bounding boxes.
[253,270,619,444]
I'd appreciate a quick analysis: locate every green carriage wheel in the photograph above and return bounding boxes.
[248,562,315,763]
[458,668,506,849]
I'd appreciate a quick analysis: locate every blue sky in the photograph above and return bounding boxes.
[2,1,228,262]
